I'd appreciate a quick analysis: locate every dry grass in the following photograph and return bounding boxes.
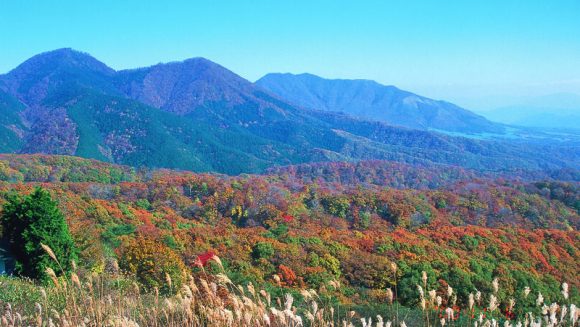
[0,246,578,327]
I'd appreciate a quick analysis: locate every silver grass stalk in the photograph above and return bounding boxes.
[492,278,499,294]
[285,294,294,311]
[536,292,544,307]
[523,287,531,298]
[429,290,437,303]
[560,305,567,324]
[469,293,475,310]
[489,295,498,312]
[417,285,424,299]
[476,290,482,305]
[508,298,516,311]
[386,288,394,304]
[446,307,454,320]
[570,304,577,325]
[561,282,569,300]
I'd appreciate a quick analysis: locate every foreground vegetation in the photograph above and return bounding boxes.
[0,155,579,326]
[0,249,577,326]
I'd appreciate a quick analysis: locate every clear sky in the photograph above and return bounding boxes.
[1,0,579,109]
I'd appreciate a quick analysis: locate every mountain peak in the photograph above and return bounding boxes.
[124,57,217,72]
[181,56,216,65]
[7,48,115,77]
[37,47,85,57]
[116,56,264,114]
[0,48,116,105]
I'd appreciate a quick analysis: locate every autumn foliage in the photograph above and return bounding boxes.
[0,155,578,308]
[117,237,186,294]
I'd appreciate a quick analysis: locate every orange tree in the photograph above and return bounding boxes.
[117,237,186,295]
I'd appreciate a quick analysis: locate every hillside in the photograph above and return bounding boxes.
[267,160,580,190]
[256,73,504,133]
[0,49,578,175]
[0,155,578,321]
[0,90,27,153]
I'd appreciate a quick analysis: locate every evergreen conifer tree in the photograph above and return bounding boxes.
[1,187,77,280]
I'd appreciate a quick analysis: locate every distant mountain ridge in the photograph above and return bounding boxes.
[256,73,504,133]
[476,93,580,129]
[481,106,580,129]
[0,48,577,174]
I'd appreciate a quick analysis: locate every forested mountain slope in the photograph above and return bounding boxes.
[257,72,503,133]
[0,49,578,174]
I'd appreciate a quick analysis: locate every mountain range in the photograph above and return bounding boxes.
[474,93,580,129]
[0,48,578,174]
[256,73,504,133]
[481,106,580,129]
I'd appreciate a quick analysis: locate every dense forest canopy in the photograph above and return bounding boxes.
[0,155,577,311]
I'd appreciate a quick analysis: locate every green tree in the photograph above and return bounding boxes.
[252,242,275,260]
[321,196,350,219]
[1,187,77,280]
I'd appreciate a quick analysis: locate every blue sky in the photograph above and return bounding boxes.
[1,0,579,108]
